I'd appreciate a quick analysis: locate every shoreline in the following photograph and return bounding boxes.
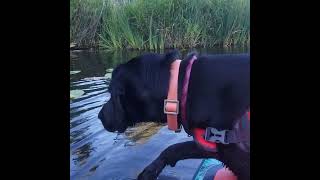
[70,44,250,52]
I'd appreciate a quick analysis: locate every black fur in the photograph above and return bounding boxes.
[98,50,250,179]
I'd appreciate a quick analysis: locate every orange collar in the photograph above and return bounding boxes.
[164,59,181,131]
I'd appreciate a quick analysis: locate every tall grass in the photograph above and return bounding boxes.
[70,0,106,48]
[70,0,250,50]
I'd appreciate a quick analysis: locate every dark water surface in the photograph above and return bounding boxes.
[70,47,249,180]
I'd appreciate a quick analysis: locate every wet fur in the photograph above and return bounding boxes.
[98,50,250,180]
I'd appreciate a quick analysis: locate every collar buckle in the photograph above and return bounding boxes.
[164,99,179,115]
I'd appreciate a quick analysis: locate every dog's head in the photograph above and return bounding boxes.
[98,50,180,133]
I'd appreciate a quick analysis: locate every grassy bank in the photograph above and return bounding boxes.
[70,0,250,50]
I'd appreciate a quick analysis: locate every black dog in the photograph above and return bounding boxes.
[98,50,250,180]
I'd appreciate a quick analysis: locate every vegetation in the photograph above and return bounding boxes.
[70,0,250,50]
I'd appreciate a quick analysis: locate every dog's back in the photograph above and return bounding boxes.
[185,54,250,130]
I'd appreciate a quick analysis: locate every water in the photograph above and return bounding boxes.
[70,47,249,180]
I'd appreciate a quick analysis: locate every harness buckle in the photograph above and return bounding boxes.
[205,127,229,144]
[164,99,179,115]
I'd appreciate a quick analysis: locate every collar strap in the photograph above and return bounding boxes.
[164,59,181,131]
[181,55,197,132]
[164,55,198,132]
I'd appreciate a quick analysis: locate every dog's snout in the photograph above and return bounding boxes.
[98,108,115,132]
[98,97,128,133]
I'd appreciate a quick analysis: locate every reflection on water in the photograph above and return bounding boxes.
[70,47,249,179]
[73,142,96,166]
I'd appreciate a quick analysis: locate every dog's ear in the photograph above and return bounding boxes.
[161,49,181,66]
[111,64,126,94]
[114,91,125,114]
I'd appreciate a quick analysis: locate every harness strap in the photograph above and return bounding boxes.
[206,111,250,144]
[193,128,217,152]
[194,110,250,152]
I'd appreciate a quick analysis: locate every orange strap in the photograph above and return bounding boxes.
[165,60,181,131]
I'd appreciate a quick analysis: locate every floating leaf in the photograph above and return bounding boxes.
[70,70,81,75]
[70,53,79,59]
[70,43,77,48]
[106,68,113,73]
[70,90,85,99]
[104,73,112,79]
[83,77,107,81]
